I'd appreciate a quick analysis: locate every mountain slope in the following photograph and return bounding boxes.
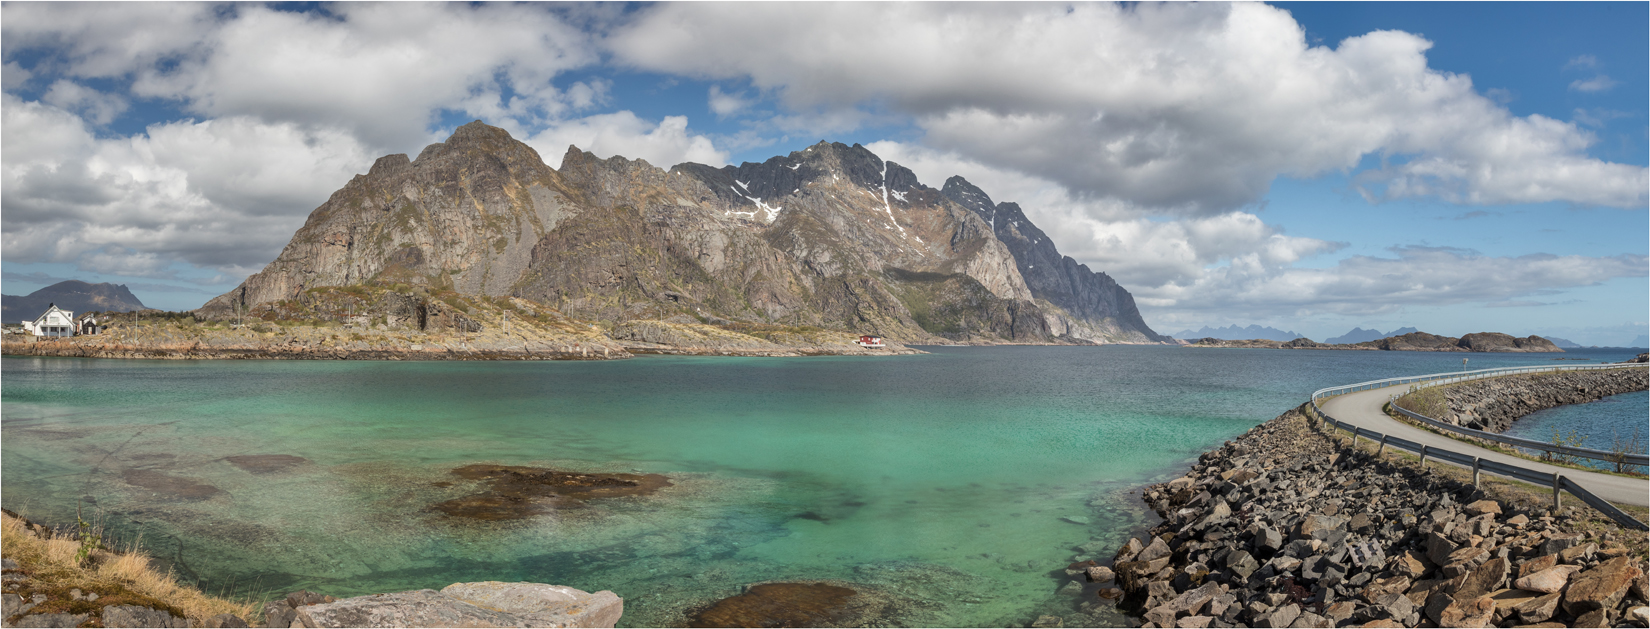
[939,177,1168,343]
[1325,326,1418,344]
[202,122,1165,345]
[3,281,147,322]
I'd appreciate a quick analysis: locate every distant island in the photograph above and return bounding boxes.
[2,280,146,323]
[1186,330,1562,353]
[1323,326,1419,344]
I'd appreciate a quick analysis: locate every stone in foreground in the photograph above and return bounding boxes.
[294,582,622,628]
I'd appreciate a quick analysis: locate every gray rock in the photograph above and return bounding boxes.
[295,582,624,629]
[203,613,250,628]
[2,593,22,618]
[265,599,297,628]
[1,558,18,571]
[102,605,187,628]
[10,613,89,628]
[1260,603,1300,628]
[1227,550,1259,580]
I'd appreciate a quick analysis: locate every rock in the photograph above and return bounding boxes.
[102,605,187,628]
[1562,556,1643,616]
[1464,500,1501,516]
[1062,516,1092,525]
[1438,595,1494,628]
[1176,616,1213,628]
[1627,606,1648,626]
[1256,527,1284,555]
[1571,608,1610,628]
[1168,582,1221,616]
[203,614,250,628]
[1426,531,1459,567]
[0,559,18,571]
[1371,592,1415,620]
[1260,603,1300,628]
[1515,565,1581,593]
[1512,591,1562,623]
[287,590,337,607]
[1324,600,1355,624]
[1296,514,1346,541]
[1288,611,1329,627]
[265,599,297,628]
[1116,538,1146,563]
[1085,566,1114,583]
[1227,550,1259,580]
[1540,533,1583,556]
[1031,615,1063,628]
[1558,542,1596,564]
[1393,551,1429,578]
[686,582,865,628]
[10,613,90,628]
[1453,557,1509,600]
[296,590,522,628]
[1144,605,1177,627]
[1137,537,1172,563]
[442,581,622,628]
[1097,587,1124,600]
[1506,513,1529,527]
[1519,554,1558,578]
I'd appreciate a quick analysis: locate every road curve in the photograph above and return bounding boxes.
[1318,383,1650,507]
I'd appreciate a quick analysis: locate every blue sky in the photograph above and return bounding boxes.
[2,2,1645,345]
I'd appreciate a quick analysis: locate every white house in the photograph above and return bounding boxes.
[22,304,76,338]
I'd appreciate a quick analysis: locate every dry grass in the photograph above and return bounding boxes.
[1,511,258,624]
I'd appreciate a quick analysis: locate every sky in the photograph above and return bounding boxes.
[2,2,1646,346]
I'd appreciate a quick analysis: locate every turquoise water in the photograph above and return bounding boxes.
[2,346,1640,626]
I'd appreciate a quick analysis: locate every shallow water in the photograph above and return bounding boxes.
[2,346,1640,626]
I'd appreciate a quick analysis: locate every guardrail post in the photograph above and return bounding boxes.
[1419,445,1427,468]
[1351,428,1359,448]
[1377,435,1387,457]
[1471,457,1480,487]
[1552,473,1561,510]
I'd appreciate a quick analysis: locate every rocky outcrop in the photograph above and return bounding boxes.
[200,122,1168,346]
[1409,368,1648,433]
[1094,409,1649,628]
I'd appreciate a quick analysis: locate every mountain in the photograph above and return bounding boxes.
[200,122,1165,344]
[3,280,146,322]
[1629,335,1649,348]
[1541,336,1581,349]
[1173,324,1304,343]
[1325,326,1419,345]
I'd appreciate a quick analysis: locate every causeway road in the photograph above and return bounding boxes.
[1318,383,1650,507]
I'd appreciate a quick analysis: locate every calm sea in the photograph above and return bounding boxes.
[1,346,1641,626]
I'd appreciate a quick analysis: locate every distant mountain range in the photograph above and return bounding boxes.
[1173,324,1304,342]
[1324,326,1420,345]
[1542,336,1581,349]
[2,281,147,323]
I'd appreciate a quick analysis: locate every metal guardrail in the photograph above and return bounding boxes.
[1384,363,1650,466]
[1306,363,1649,531]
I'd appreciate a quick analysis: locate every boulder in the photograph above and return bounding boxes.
[1437,595,1494,628]
[1137,537,1172,563]
[1512,591,1562,623]
[10,613,90,628]
[1463,500,1501,516]
[102,605,187,628]
[1562,556,1643,616]
[440,581,623,627]
[1515,565,1581,593]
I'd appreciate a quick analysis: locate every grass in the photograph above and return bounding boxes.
[1,510,259,624]
[1310,414,1650,555]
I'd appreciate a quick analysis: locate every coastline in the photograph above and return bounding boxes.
[1098,406,1649,628]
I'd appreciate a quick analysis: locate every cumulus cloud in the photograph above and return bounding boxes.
[611,2,1647,211]
[526,112,728,169]
[707,85,750,117]
[1,96,373,275]
[5,3,600,152]
[41,79,127,125]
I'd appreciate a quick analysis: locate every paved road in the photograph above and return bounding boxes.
[1319,383,1649,507]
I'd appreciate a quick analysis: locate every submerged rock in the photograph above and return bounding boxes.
[224,454,309,474]
[432,464,672,520]
[118,469,222,500]
[687,582,865,628]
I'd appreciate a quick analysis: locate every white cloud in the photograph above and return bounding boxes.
[611,2,1648,211]
[41,79,127,125]
[1564,55,1600,71]
[525,112,727,169]
[1569,75,1619,93]
[707,85,750,117]
[1,96,373,275]
[6,3,600,153]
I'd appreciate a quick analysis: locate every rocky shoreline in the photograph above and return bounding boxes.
[1093,408,1648,628]
[1398,368,1649,433]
